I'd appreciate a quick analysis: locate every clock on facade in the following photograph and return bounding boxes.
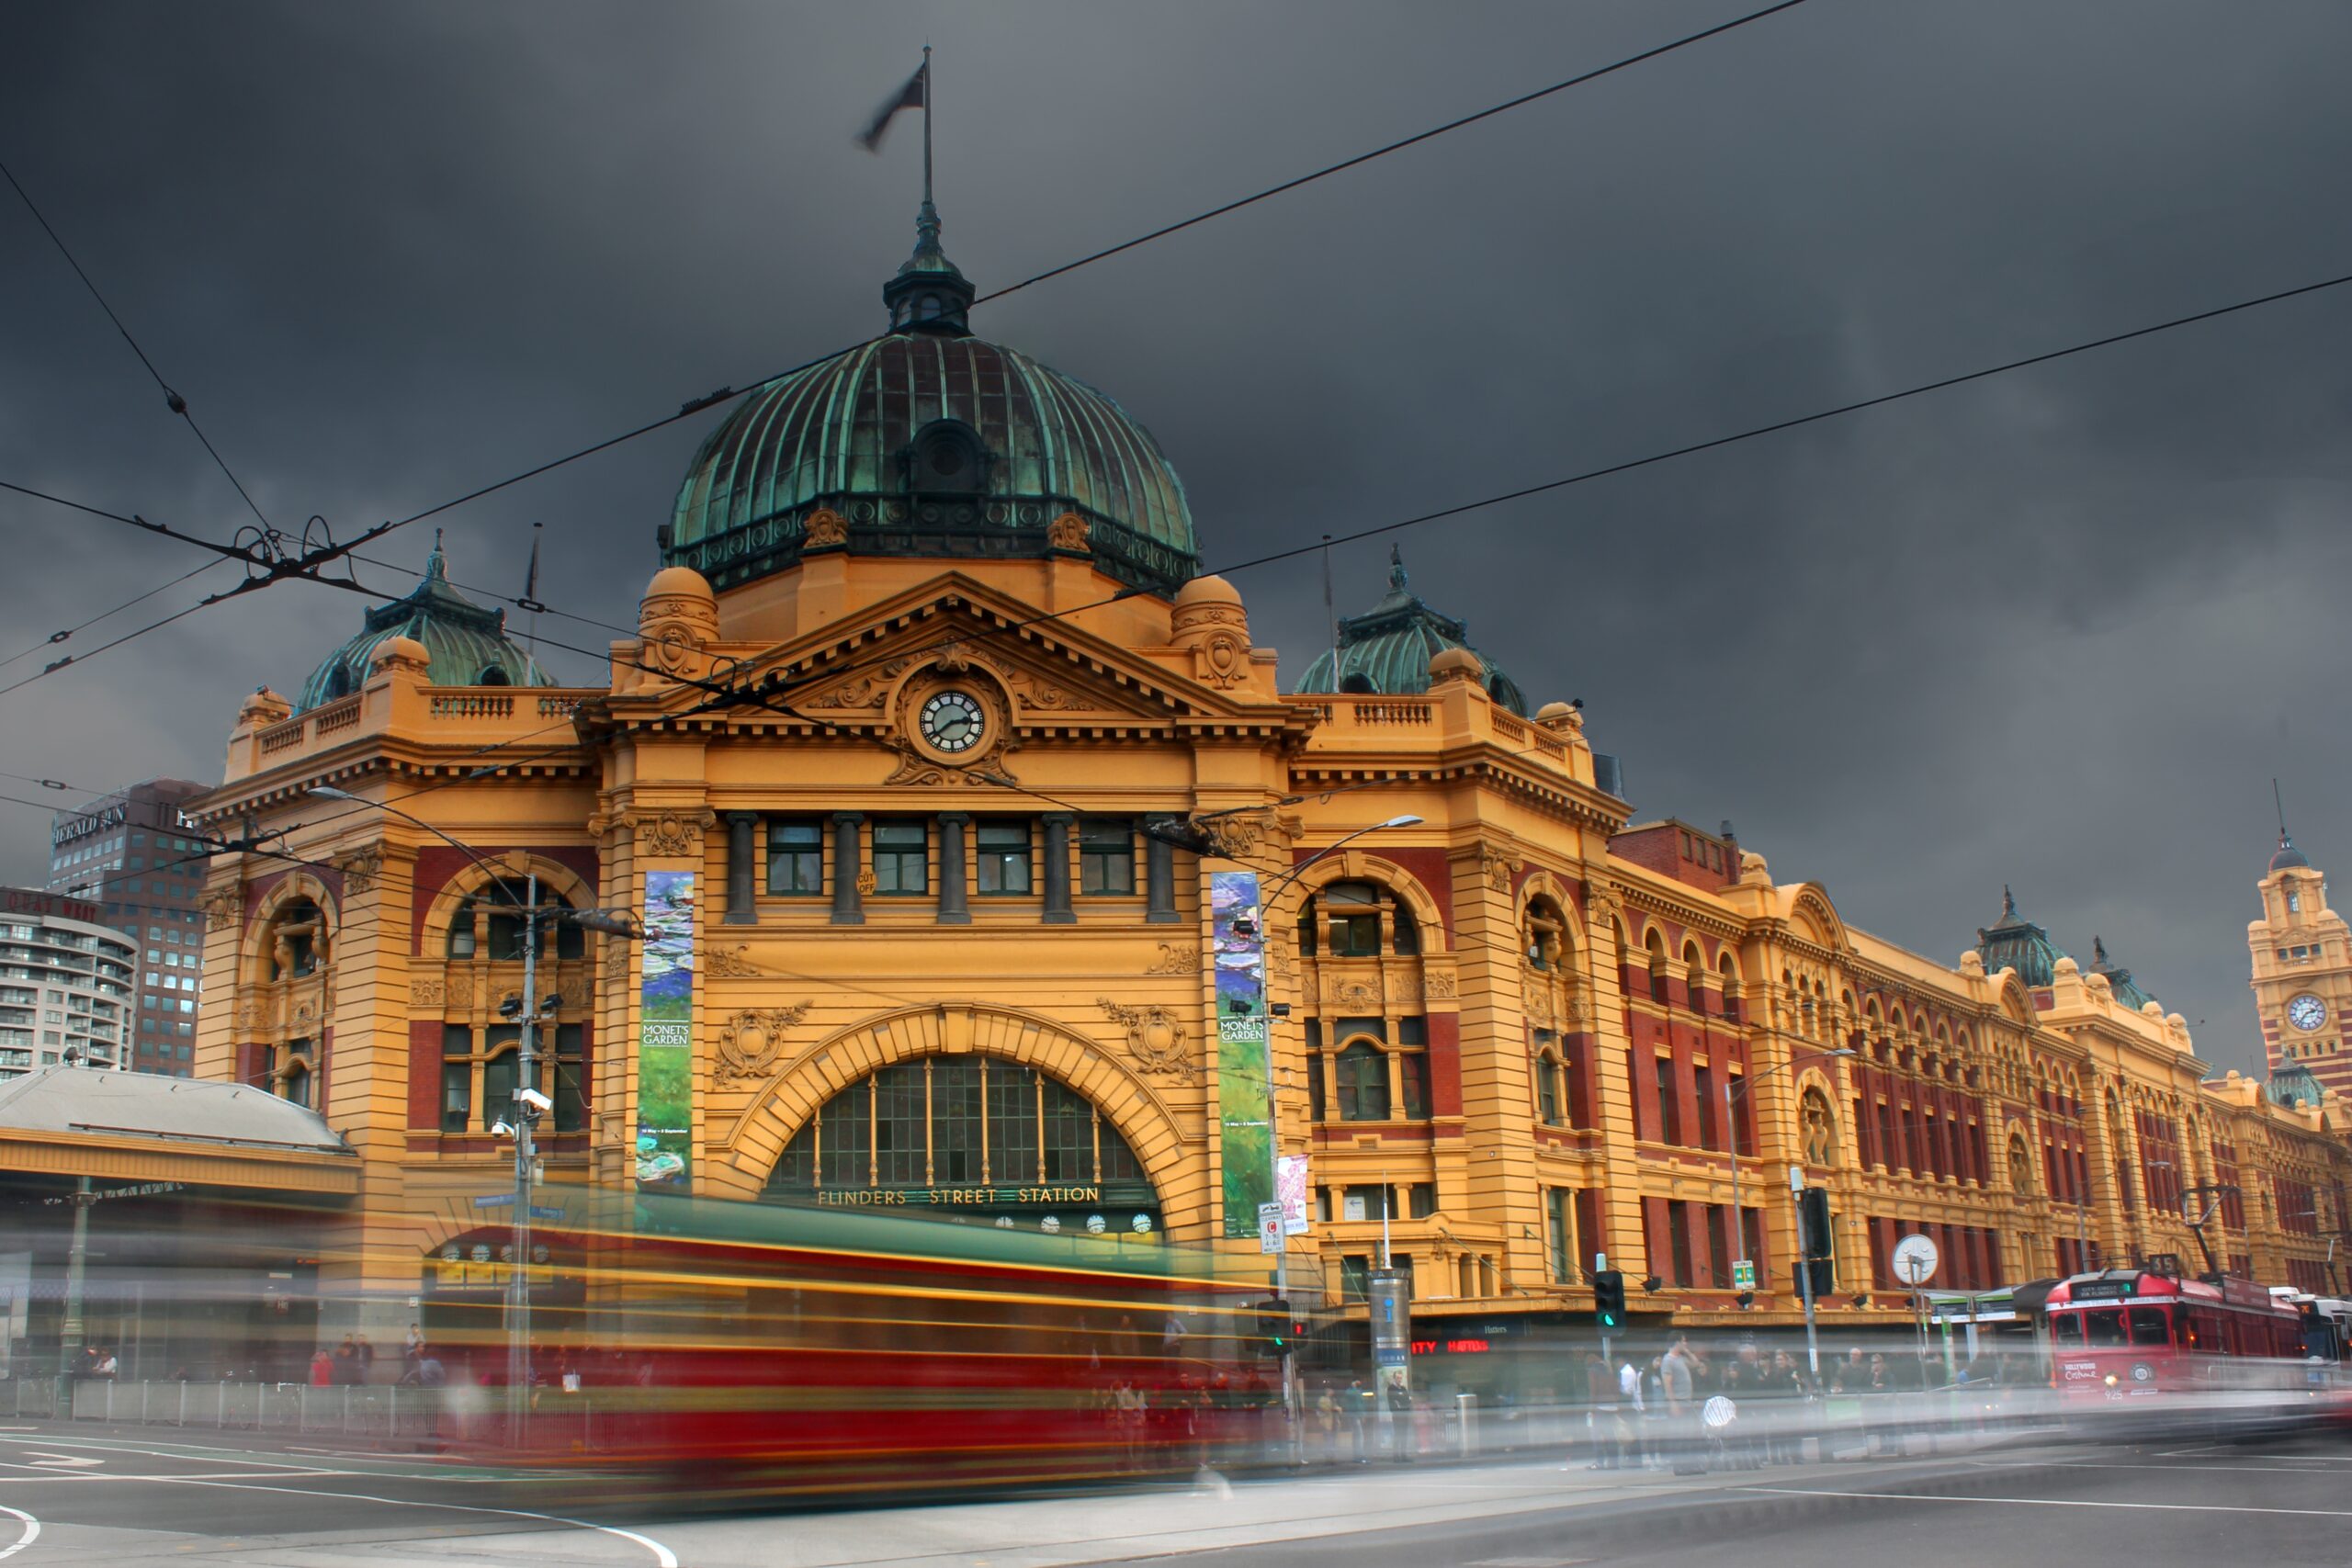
[918,689,986,753]
[2289,993,2327,1032]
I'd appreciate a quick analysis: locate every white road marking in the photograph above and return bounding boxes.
[0,1471,677,1566]
[1740,1485,2352,1519]
[24,1451,101,1470]
[0,1505,34,1561]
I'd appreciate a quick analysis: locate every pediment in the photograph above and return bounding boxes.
[618,572,1296,738]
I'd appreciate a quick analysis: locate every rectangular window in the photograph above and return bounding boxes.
[1546,1188,1572,1284]
[1668,1201,1694,1287]
[873,820,929,895]
[482,1050,517,1132]
[1410,1181,1438,1219]
[1398,1051,1430,1121]
[1656,1055,1681,1145]
[764,819,824,896]
[1079,818,1136,895]
[1536,1052,1562,1125]
[441,1061,471,1133]
[1707,1203,1735,1287]
[552,1023,585,1134]
[975,820,1034,895]
[1306,1032,1326,1124]
[1341,1255,1371,1302]
[1693,1064,1717,1151]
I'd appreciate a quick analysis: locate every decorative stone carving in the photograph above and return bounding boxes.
[1326,978,1383,1013]
[334,847,383,897]
[1143,943,1199,976]
[1481,849,1517,893]
[706,943,767,979]
[802,507,849,549]
[1097,998,1200,1082]
[1522,970,1558,1029]
[933,639,973,676]
[234,999,269,1032]
[638,577,720,680]
[1191,629,1250,688]
[410,978,447,1009]
[715,1004,811,1081]
[637,808,715,858]
[1200,813,1269,857]
[1047,512,1090,552]
[810,655,917,710]
[1422,971,1457,1001]
[1582,882,1623,926]
[557,976,593,1010]
[603,940,631,979]
[205,887,243,932]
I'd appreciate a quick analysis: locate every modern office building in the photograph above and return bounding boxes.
[0,887,136,1077]
[48,778,212,1076]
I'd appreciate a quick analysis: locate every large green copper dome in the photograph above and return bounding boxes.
[296,534,554,711]
[1975,886,2070,987]
[1294,547,1529,716]
[662,204,1198,596]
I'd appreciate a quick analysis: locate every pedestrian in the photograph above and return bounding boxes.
[1768,1348,1807,1464]
[309,1347,334,1388]
[1583,1349,1618,1469]
[1661,1334,1701,1472]
[1618,1354,1647,1468]
[354,1333,376,1382]
[1383,1376,1415,1462]
[93,1347,118,1382]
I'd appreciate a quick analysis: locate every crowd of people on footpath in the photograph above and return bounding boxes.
[1582,1335,2037,1470]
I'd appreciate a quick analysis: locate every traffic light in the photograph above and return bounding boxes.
[1805,1257,1835,1297]
[1257,1298,1291,1357]
[1592,1269,1627,1331]
[1799,1187,1833,1260]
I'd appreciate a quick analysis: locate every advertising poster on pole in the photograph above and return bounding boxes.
[635,870,695,1191]
[1277,1153,1312,1235]
[1211,870,1271,1238]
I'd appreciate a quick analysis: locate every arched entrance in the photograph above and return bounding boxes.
[763,1055,1164,1238]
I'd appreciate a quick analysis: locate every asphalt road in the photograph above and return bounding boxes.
[0,1423,2345,1566]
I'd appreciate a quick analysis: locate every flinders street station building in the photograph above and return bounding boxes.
[188,203,2352,1351]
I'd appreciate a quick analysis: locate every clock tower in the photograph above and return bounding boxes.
[2250,828,2352,1098]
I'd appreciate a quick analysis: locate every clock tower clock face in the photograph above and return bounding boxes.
[2288,993,2327,1032]
[918,690,986,754]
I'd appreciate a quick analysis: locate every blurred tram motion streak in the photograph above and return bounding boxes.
[431,1193,1274,1497]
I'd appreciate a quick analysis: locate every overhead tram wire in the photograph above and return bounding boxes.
[662,261,2352,729]
[0,7,1815,693]
[356,2,1818,547]
[0,557,232,672]
[1,158,274,535]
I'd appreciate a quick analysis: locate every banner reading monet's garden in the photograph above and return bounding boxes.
[636,870,695,1191]
[1212,870,1272,1237]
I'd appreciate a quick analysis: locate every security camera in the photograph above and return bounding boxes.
[515,1087,553,1113]
[491,1119,516,1138]
[497,998,524,1020]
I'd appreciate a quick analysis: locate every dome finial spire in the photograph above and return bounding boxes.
[424,527,447,582]
[2001,884,2017,920]
[874,47,974,336]
[1388,543,1408,591]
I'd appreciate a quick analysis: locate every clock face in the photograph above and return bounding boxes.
[918,689,985,753]
[2289,993,2327,1032]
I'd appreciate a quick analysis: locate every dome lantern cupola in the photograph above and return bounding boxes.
[1292,546,1529,716]
[295,532,554,711]
[882,197,975,337]
[1974,885,2071,988]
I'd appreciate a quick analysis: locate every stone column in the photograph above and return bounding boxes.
[723,812,758,925]
[936,813,970,925]
[1041,814,1075,924]
[1146,818,1180,924]
[830,813,864,926]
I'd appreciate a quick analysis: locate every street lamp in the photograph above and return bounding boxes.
[306,784,633,1441]
[1726,1045,1855,1373]
[1163,810,1421,1438]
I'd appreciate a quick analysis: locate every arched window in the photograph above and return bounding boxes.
[1801,1087,1837,1167]
[910,420,986,494]
[447,879,584,961]
[1533,1031,1565,1126]
[1322,881,1383,958]
[1340,671,1377,694]
[1390,893,1420,955]
[1683,942,1706,1015]
[1644,929,1669,1004]
[322,662,355,701]
[1336,1042,1391,1122]
[477,665,512,686]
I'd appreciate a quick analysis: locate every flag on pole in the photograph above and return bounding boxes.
[855,61,928,152]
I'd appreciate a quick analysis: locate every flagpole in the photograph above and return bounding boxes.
[922,44,933,209]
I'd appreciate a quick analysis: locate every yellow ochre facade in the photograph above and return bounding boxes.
[188,209,2352,1335]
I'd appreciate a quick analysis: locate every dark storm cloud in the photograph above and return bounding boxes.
[5,1,2349,1071]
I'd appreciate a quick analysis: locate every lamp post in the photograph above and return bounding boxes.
[1162,811,1421,1438]
[1726,1046,1854,1371]
[306,785,636,1443]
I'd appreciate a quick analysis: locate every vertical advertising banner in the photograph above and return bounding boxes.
[635,870,695,1191]
[1212,871,1271,1238]
[1277,1152,1312,1235]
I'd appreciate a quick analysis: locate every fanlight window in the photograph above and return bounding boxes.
[1800,1087,1838,1167]
[764,1055,1150,1196]
[447,880,584,961]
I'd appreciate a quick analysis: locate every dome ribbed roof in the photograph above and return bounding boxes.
[662,207,1197,596]
[1293,547,1529,716]
[2270,829,2312,873]
[2089,935,2157,1011]
[1975,886,2069,987]
[296,535,553,711]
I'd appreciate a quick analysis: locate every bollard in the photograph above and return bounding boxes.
[1456,1392,1479,1458]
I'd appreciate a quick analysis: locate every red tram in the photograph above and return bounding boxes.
[2044,1268,2310,1408]
[432,1192,1272,1497]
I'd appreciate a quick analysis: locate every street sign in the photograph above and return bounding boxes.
[1732,1258,1756,1291]
[472,1194,514,1208]
[1893,1233,1939,1286]
[527,1205,563,1222]
[1258,1201,1285,1255]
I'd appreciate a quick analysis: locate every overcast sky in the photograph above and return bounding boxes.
[5,1,2348,1076]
